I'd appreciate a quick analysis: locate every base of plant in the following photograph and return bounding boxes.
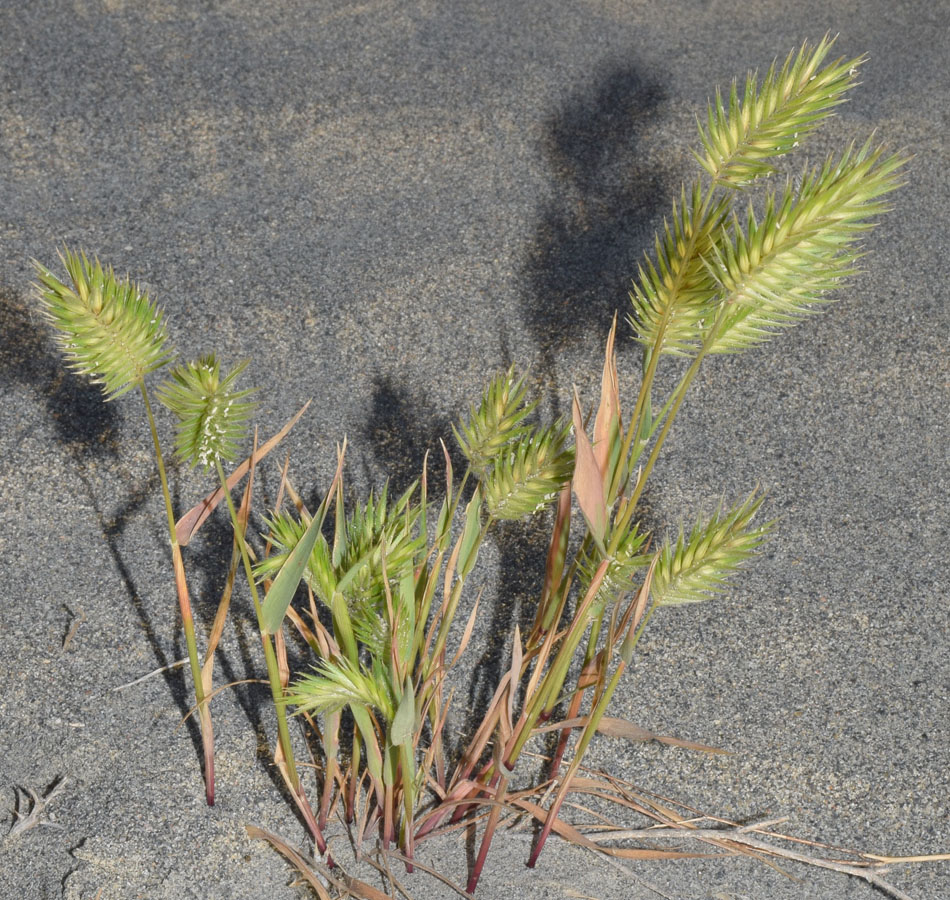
[249,757,935,900]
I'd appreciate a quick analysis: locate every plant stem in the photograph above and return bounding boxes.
[214,458,298,776]
[529,597,655,867]
[214,458,328,853]
[623,300,732,519]
[140,383,215,805]
[467,770,508,893]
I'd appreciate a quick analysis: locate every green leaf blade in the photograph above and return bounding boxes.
[261,503,328,635]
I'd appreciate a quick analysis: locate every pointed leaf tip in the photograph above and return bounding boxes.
[593,314,621,492]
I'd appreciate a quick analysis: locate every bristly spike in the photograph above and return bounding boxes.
[454,365,535,474]
[255,480,424,659]
[482,420,573,520]
[696,36,861,189]
[704,141,907,354]
[631,38,906,362]
[651,492,772,607]
[33,248,173,400]
[628,190,730,357]
[157,354,258,472]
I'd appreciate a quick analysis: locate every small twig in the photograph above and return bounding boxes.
[7,778,67,838]
[112,659,188,691]
[62,607,86,651]
[579,825,916,900]
[739,816,789,832]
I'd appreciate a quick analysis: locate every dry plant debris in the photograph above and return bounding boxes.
[6,777,66,840]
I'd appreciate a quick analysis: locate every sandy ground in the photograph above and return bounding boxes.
[1,2,947,898]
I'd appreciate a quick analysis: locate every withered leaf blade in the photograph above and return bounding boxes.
[512,800,716,860]
[245,825,332,900]
[532,715,727,754]
[571,388,607,550]
[597,715,728,754]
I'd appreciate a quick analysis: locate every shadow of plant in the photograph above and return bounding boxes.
[363,374,464,498]
[523,61,667,385]
[0,286,121,457]
[494,62,670,739]
[355,62,674,758]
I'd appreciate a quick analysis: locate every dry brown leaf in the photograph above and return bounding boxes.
[449,594,481,668]
[571,389,607,548]
[507,625,523,727]
[597,716,728,754]
[534,715,726,754]
[515,798,717,860]
[245,825,332,900]
[342,875,394,900]
[511,798,602,850]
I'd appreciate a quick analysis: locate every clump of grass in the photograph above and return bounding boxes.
[35,36,926,899]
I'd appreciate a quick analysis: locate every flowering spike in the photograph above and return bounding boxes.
[157,355,258,471]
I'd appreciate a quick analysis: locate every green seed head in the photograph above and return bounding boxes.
[157,354,258,472]
[34,248,172,400]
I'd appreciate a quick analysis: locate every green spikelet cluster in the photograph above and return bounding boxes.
[628,184,729,357]
[696,36,858,187]
[456,367,574,521]
[707,139,906,353]
[652,493,771,607]
[256,511,336,603]
[454,366,535,473]
[34,249,172,399]
[157,355,258,471]
[629,38,906,361]
[257,482,423,655]
[287,655,395,719]
[483,422,573,520]
[578,522,651,611]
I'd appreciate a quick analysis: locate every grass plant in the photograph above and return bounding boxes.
[34,36,932,899]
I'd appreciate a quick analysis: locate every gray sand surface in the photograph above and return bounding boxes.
[1,2,947,898]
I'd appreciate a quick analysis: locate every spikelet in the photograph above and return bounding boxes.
[652,492,771,607]
[286,655,395,720]
[454,366,535,473]
[577,522,651,611]
[257,482,423,656]
[34,248,172,399]
[706,139,907,353]
[630,38,906,360]
[157,355,257,471]
[696,36,860,187]
[483,422,573,520]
